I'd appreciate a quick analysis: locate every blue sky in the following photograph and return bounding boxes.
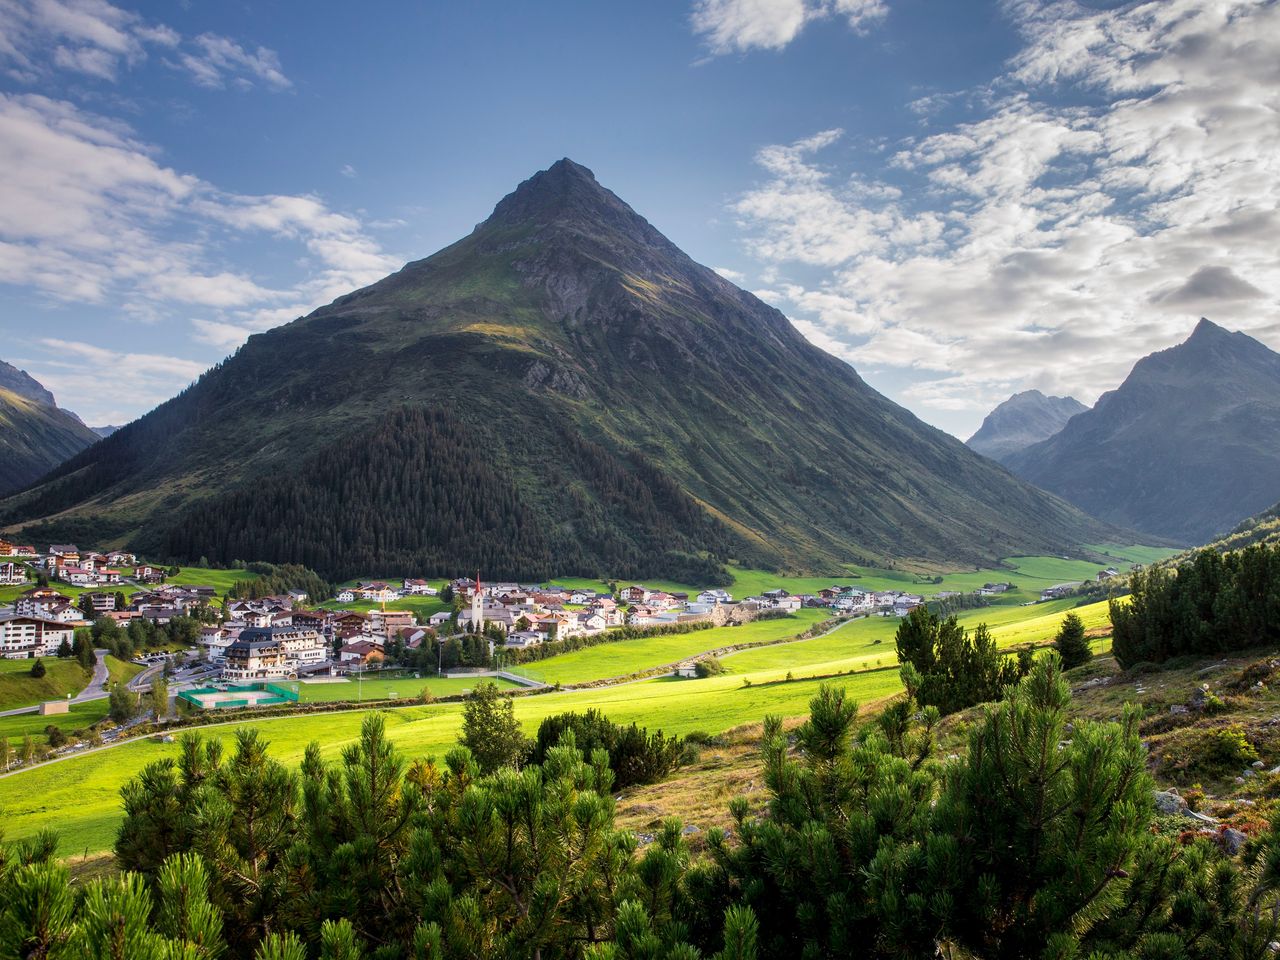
[1,0,1277,434]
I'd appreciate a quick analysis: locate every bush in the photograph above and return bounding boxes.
[695,657,727,678]
[45,725,67,748]
[29,657,46,679]
[531,709,685,789]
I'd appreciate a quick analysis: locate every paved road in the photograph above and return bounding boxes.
[72,648,112,702]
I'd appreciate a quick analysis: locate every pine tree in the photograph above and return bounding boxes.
[1054,611,1091,669]
[55,638,72,659]
[460,681,528,774]
[29,658,45,679]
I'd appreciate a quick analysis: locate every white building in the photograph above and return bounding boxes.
[0,615,74,658]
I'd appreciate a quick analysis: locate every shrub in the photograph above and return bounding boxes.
[531,709,684,789]
[695,657,727,678]
[29,657,46,679]
[45,725,67,748]
[1054,612,1091,669]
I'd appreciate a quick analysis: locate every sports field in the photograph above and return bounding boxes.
[293,674,522,702]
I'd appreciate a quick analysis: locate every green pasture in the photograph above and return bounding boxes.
[514,611,827,685]
[0,700,111,743]
[166,566,257,595]
[105,656,143,687]
[0,658,91,711]
[0,663,903,857]
[292,673,521,703]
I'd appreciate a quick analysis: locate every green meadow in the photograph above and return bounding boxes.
[0,664,904,857]
[292,673,521,703]
[0,658,90,711]
[514,610,828,685]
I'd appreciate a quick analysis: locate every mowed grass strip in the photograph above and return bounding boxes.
[105,656,143,687]
[0,658,90,711]
[0,664,903,858]
[516,611,827,685]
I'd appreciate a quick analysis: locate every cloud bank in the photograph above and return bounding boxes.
[730,0,1280,428]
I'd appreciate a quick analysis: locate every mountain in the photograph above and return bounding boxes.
[0,159,1114,581]
[1005,319,1280,544]
[0,361,100,496]
[966,390,1087,463]
[92,425,122,439]
[1200,500,1280,553]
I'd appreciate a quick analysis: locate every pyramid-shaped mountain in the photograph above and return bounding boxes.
[1005,319,1280,544]
[1,160,1112,580]
[967,390,1087,463]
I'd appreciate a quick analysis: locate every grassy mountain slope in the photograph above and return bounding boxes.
[1006,319,1280,545]
[0,385,99,496]
[0,160,1114,579]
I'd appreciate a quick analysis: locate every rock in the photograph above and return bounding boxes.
[1243,769,1257,778]
[1170,704,1189,714]
[1153,790,1188,815]
[682,824,700,835]
[1251,760,1265,769]
[1221,827,1247,855]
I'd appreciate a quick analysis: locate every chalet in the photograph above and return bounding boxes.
[582,613,608,632]
[48,544,79,562]
[223,632,289,680]
[0,614,75,658]
[397,627,431,649]
[367,609,416,639]
[135,566,166,584]
[402,579,438,596]
[0,539,13,556]
[336,589,356,603]
[623,585,651,604]
[1097,567,1120,581]
[773,596,803,613]
[268,626,327,666]
[504,630,542,649]
[893,596,924,617]
[57,567,97,586]
[10,545,36,558]
[696,589,732,605]
[200,627,236,662]
[1041,583,1080,601]
[338,639,384,666]
[105,551,136,566]
[286,589,308,604]
[357,582,399,603]
[569,590,596,604]
[0,562,26,586]
[428,611,453,629]
[46,602,82,624]
[14,588,72,618]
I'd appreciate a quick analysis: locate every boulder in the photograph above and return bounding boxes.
[1153,790,1188,815]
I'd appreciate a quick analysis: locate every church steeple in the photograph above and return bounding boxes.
[472,570,483,633]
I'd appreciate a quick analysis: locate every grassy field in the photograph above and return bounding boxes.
[0,658,90,710]
[544,548,1175,606]
[166,566,257,595]
[105,656,142,687]
[293,674,521,703]
[0,662,905,857]
[514,611,828,685]
[0,700,110,743]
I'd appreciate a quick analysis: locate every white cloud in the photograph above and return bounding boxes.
[340,163,357,179]
[0,0,290,89]
[729,0,1280,432]
[691,0,886,55]
[31,337,207,423]
[0,92,402,398]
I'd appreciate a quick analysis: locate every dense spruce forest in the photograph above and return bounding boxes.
[4,659,1277,959]
[1111,544,1280,667]
[162,407,734,583]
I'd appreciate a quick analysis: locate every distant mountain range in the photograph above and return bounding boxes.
[1004,319,1280,544]
[0,360,100,497]
[92,425,122,438]
[966,390,1087,463]
[0,159,1112,580]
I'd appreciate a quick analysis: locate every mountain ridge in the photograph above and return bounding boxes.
[1005,318,1280,544]
[1,159,1117,579]
[0,361,100,496]
[967,389,1087,463]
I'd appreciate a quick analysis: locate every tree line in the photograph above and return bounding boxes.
[2,657,1277,958]
[1111,544,1280,668]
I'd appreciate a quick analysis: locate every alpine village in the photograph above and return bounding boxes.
[0,1,1279,957]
